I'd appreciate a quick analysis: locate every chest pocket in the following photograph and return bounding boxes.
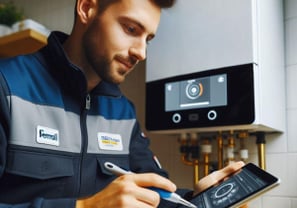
[6,148,74,179]
[96,154,130,176]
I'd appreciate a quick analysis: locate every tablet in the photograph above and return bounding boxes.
[189,163,280,208]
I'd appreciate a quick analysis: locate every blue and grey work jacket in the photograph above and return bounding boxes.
[0,32,191,208]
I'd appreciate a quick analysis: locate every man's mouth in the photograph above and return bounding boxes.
[116,56,137,70]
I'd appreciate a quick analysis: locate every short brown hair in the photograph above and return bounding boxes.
[98,0,175,13]
[75,0,175,18]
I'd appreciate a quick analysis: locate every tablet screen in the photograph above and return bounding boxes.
[190,163,279,208]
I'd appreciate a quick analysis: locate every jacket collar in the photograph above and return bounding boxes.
[39,31,122,98]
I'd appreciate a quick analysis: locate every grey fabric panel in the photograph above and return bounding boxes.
[9,96,82,153]
[86,115,135,155]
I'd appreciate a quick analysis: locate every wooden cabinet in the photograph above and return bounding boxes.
[0,29,47,57]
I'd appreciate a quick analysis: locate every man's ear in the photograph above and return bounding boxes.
[76,0,97,24]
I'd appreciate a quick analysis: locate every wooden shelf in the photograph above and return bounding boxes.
[0,29,47,57]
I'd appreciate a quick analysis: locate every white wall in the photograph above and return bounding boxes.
[2,0,297,207]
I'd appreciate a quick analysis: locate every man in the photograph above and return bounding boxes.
[0,0,244,207]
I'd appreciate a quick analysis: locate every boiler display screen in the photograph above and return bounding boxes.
[165,74,227,112]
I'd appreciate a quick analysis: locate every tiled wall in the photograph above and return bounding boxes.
[283,0,297,207]
[1,0,297,207]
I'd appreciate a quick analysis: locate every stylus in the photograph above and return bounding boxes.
[104,162,197,208]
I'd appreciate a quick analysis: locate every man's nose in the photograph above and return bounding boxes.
[129,40,147,61]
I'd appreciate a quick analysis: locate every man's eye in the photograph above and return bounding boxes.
[127,26,136,33]
[124,24,136,34]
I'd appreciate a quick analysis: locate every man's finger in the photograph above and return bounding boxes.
[194,161,245,195]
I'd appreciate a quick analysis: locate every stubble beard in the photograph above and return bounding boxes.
[83,40,124,85]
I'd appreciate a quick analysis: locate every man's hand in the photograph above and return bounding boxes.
[76,173,176,208]
[194,161,245,195]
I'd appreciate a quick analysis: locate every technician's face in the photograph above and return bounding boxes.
[83,0,161,84]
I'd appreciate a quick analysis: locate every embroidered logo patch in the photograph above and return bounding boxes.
[98,132,123,151]
[36,125,59,146]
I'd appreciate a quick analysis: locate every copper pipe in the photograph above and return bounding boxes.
[181,155,195,166]
[190,133,199,184]
[258,143,266,170]
[179,133,200,187]
[255,132,266,170]
[181,152,199,187]
[217,132,224,169]
[193,159,199,185]
[203,153,209,176]
[225,131,235,166]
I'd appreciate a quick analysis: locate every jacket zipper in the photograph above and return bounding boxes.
[77,93,91,196]
[85,94,91,110]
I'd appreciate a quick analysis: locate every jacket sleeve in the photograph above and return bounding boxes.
[128,120,169,177]
[128,121,194,208]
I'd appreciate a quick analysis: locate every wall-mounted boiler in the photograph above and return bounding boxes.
[145,0,285,134]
